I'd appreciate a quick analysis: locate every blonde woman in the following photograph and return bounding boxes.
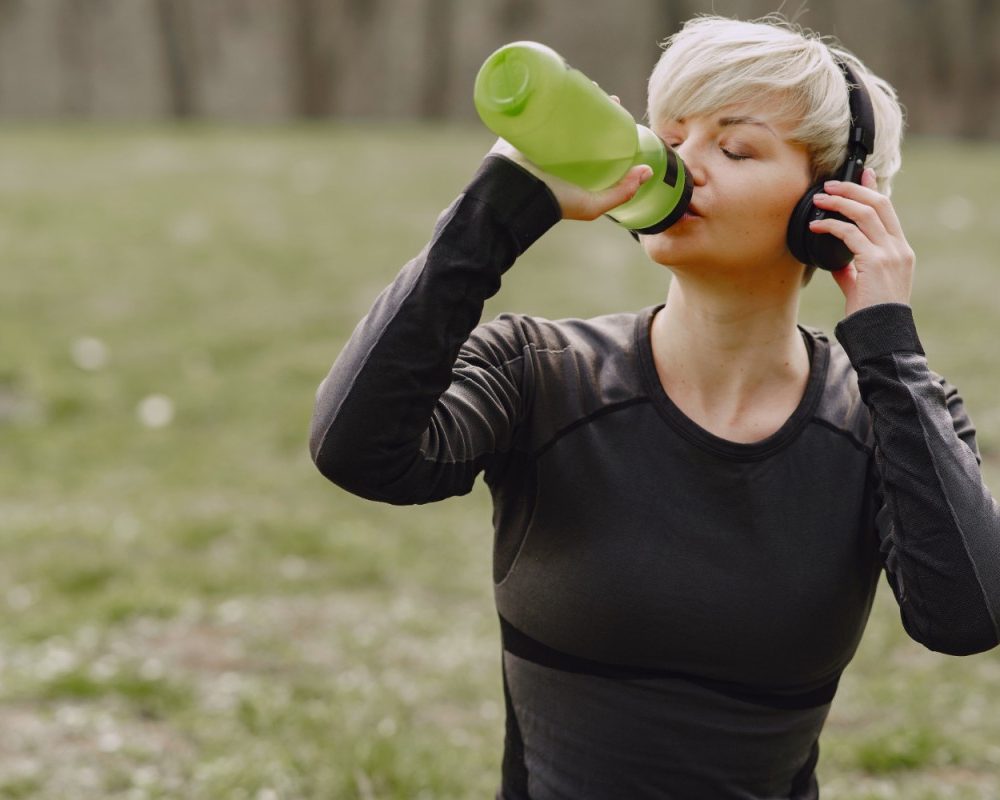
[311,15,1000,800]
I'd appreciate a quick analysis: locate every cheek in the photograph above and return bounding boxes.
[740,179,809,239]
[727,196,792,243]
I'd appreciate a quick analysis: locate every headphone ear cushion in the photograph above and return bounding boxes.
[787,183,824,267]
[786,183,856,272]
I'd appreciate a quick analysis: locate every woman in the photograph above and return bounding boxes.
[310,15,1000,800]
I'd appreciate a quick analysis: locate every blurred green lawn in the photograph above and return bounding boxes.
[0,123,998,799]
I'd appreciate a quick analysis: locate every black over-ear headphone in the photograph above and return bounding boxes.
[786,60,876,271]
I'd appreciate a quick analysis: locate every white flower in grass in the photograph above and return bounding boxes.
[139,658,164,680]
[132,765,159,787]
[6,586,34,610]
[97,730,123,752]
[137,394,175,428]
[71,337,110,371]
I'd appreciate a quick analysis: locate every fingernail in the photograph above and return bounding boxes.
[639,166,654,183]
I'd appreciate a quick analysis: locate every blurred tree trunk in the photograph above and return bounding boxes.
[156,0,199,117]
[289,0,336,117]
[58,0,93,116]
[421,0,454,117]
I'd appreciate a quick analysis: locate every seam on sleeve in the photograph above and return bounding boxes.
[808,417,873,456]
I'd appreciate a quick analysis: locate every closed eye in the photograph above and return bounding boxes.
[721,147,751,161]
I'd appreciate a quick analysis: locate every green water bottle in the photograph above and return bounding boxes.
[473,41,692,233]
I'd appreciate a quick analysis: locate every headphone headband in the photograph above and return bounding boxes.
[836,60,875,181]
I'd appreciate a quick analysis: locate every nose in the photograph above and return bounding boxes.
[672,138,706,186]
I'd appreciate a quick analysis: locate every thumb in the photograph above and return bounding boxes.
[831,263,857,302]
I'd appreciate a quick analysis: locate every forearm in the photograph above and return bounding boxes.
[309,155,560,503]
[836,303,1000,654]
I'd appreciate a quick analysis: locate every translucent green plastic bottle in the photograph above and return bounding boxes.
[473,41,692,233]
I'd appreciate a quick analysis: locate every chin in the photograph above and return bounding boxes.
[641,236,703,269]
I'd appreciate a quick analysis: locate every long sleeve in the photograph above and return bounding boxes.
[309,155,561,504]
[835,303,1000,655]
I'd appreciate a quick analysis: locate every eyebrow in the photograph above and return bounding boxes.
[718,116,777,138]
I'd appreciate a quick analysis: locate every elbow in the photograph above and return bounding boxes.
[310,438,348,487]
[308,413,340,477]
[310,440,391,503]
[310,433,353,491]
[309,417,365,493]
[905,612,999,656]
[310,373,368,490]
[310,430,370,496]
[308,418,332,473]
[309,424,422,506]
[925,631,999,657]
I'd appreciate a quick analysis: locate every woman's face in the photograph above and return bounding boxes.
[641,102,814,278]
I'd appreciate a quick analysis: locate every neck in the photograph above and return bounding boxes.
[651,269,809,404]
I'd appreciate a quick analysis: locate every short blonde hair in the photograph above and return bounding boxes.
[647,14,905,196]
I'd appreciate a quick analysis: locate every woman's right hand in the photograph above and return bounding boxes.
[486,138,653,223]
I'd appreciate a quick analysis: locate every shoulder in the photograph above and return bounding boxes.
[463,309,642,367]
[463,310,650,435]
[802,325,874,453]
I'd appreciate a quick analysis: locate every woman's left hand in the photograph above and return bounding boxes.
[809,167,915,318]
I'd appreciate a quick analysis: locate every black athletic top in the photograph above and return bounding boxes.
[310,155,1000,799]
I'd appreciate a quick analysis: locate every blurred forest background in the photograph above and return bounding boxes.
[0,0,998,137]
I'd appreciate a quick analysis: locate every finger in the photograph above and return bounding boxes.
[812,192,889,245]
[822,172,904,237]
[610,94,621,105]
[808,215,872,257]
[583,164,652,218]
[605,164,653,202]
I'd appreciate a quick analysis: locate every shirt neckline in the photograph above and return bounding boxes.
[634,305,830,461]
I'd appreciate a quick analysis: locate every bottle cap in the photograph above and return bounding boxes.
[478,50,533,116]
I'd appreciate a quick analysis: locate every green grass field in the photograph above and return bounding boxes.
[1,123,998,799]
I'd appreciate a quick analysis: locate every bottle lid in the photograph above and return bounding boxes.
[478,50,533,116]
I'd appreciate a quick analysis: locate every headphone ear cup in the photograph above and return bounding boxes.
[786,183,824,267]
[786,183,856,272]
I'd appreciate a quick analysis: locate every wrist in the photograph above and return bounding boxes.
[834,303,924,366]
[466,154,561,254]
